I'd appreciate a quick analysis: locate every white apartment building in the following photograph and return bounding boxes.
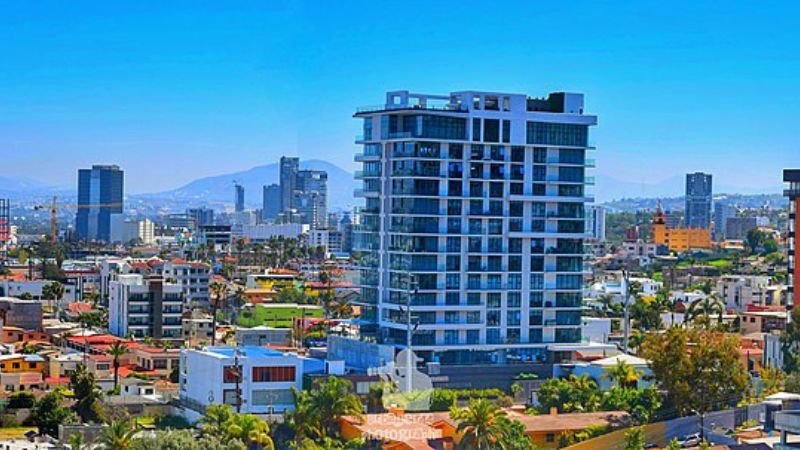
[716,275,772,311]
[161,260,211,307]
[108,274,184,340]
[353,90,597,365]
[179,346,303,418]
[239,223,306,242]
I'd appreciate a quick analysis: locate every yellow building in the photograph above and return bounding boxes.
[0,354,46,391]
[651,204,712,253]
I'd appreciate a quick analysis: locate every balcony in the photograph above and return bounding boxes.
[355,103,468,114]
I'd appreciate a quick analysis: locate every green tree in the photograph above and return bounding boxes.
[42,280,65,317]
[225,413,275,450]
[98,419,138,450]
[30,389,78,436]
[641,327,748,415]
[209,281,229,345]
[623,426,645,450]
[605,360,642,389]
[133,430,244,450]
[760,366,786,398]
[288,377,363,443]
[781,308,800,372]
[69,364,105,423]
[108,340,128,392]
[665,438,682,450]
[199,404,235,437]
[687,294,725,328]
[449,398,530,450]
[537,374,601,413]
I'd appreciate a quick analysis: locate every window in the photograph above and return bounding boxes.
[546,433,555,443]
[251,389,294,406]
[472,118,481,141]
[502,120,510,143]
[223,389,239,405]
[223,366,241,383]
[527,122,588,147]
[252,366,297,383]
[484,119,500,143]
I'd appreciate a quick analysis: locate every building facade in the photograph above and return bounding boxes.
[353,90,596,365]
[108,274,184,340]
[714,202,737,240]
[280,156,299,213]
[585,205,606,242]
[187,208,215,228]
[262,183,281,221]
[234,183,245,213]
[76,164,124,242]
[726,217,758,241]
[785,169,800,311]
[179,346,303,416]
[295,170,328,229]
[685,172,712,229]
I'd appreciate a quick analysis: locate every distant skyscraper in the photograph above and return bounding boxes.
[713,202,737,240]
[234,183,245,213]
[295,169,328,229]
[280,156,299,212]
[76,165,124,242]
[585,205,606,242]
[685,172,713,229]
[187,207,215,228]
[262,184,281,221]
[784,169,800,311]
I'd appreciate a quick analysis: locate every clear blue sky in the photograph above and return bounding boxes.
[0,1,797,194]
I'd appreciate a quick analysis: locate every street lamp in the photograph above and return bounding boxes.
[398,274,419,393]
[622,269,631,354]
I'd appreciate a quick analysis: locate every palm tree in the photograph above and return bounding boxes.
[210,281,229,346]
[97,419,138,450]
[688,293,725,328]
[43,281,65,319]
[628,330,646,355]
[449,398,515,450]
[200,404,235,437]
[605,360,642,389]
[231,286,246,324]
[226,413,275,450]
[597,294,614,317]
[290,377,363,441]
[108,341,128,392]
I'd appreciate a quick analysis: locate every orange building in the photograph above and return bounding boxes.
[652,203,712,253]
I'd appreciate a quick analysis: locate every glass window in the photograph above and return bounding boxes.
[472,118,481,141]
[526,122,588,147]
[502,120,510,143]
[484,119,500,143]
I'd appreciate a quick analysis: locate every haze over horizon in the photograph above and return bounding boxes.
[1,1,798,194]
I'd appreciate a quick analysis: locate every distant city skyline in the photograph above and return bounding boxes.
[1,1,798,194]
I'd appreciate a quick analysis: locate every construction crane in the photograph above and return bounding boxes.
[34,196,123,244]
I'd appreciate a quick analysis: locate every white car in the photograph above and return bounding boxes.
[676,432,701,448]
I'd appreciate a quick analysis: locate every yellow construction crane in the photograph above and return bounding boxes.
[34,196,123,244]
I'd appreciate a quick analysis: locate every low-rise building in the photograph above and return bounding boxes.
[182,316,214,346]
[0,297,43,331]
[132,347,180,377]
[108,275,184,340]
[179,346,304,418]
[741,310,788,334]
[235,326,291,347]
[0,353,45,392]
[553,354,653,391]
[717,275,772,311]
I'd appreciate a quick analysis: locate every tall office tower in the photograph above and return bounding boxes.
[234,183,245,213]
[585,205,606,242]
[76,164,124,242]
[784,169,800,312]
[353,90,596,364]
[187,207,215,228]
[295,170,328,229]
[280,156,299,212]
[714,202,737,240]
[262,184,281,221]
[685,172,713,229]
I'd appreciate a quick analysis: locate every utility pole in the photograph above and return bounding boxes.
[404,274,418,393]
[622,269,631,354]
[234,346,242,413]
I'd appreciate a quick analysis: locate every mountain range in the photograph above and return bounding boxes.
[0,161,786,213]
[135,159,359,211]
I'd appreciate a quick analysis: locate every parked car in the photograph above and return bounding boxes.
[676,432,701,448]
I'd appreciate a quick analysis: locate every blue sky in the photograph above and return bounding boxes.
[0,1,797,195]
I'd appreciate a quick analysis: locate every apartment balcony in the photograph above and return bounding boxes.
[354,188,380,198]
[354,170,381,179]
[355,103,468,115]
